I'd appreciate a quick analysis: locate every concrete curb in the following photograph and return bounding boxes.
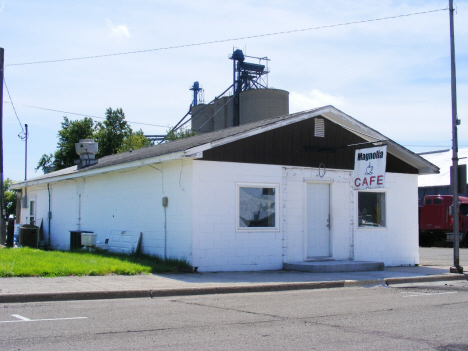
[0,274,466,304]
[384,273,467,285]
[0,290,152,303]
[150,281,345,298]
[344,279,386,287]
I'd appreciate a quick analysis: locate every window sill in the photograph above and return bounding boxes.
[236,227,280,233]
[357,226,387,231]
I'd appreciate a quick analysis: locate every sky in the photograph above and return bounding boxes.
[1,0,467,181]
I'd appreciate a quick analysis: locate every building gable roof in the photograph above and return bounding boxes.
[12,105,439,189]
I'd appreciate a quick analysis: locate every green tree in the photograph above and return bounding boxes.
[36,116,95,172]
[36,108,153,173]
[118,129,153,153]
[95,108,131,158]
[4,179,18,219]
[36,153,54,173]
[163,126,198,142]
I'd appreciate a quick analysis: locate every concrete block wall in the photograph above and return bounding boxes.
[191,162,357,271]
[22,157,420,270]
[353,173,419,266]
[330,180,354,260]
[192,160,283,272]
[23,180,86,250]
[22,159,193,262]
[282,167,354,263]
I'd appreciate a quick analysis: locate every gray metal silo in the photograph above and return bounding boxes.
[181,50,289,136]
[213,96,235,131]
[239,88,289,125]
[191,103,215,133]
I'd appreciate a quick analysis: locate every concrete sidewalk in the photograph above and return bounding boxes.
[1,265,466,303]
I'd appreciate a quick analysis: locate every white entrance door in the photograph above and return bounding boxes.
[307,183,330,258]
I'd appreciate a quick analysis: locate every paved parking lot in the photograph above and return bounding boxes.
[419,247,468,267]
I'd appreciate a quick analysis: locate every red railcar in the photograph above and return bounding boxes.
[419,195,468,246]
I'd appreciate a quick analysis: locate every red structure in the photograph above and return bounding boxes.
[419,195,468,246]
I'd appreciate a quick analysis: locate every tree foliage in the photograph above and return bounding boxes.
[36,153,54,174]
[36,108,151,173]
[35,116,94,172]
[95,108,131,158]
[118,129,153,153]
[163,126,198,142]
[55,117,95,170]
[4,179,18,219]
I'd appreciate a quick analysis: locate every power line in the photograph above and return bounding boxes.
[2,77,25,137]
[404,144,468,148]
[2,101,168,128]
[5,8,447,67]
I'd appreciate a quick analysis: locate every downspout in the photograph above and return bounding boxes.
[162,196,169,260]
[164,206,167,259]
[78,194,81,231]
[47,183,51,247]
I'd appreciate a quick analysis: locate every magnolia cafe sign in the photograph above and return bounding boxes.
[353,145,387,190]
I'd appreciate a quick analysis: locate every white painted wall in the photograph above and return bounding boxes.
[21,159,194,262]
[281,167,354,263]
[21,157,419,271]
[353,173,420,266]
[192,161,419,271]
[283,168,419,266]
[192,161,284,272]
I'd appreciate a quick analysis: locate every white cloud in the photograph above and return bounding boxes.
[0,1,4,13]
[289,89,345,113]
[105,19,130,39]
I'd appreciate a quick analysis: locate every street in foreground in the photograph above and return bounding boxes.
[1,279,468,350]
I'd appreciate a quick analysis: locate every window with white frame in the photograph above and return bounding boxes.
[358,191,386,228]
[238,185,278,230]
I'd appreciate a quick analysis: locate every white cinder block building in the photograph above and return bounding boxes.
[12,106,438,272]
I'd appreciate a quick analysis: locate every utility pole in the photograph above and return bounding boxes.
[448,0,463,274]
[24,124,28,181]
[0,48,5,239]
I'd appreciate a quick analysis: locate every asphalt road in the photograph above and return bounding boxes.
[2,279,468,350]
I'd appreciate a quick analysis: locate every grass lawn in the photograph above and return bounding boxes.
[0,247,192,277]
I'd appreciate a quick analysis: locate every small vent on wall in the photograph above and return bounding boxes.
[314,118,325,137]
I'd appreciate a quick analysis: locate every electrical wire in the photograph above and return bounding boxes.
[2,77,25,138]
[148,165,164,194]
[2,101,168,128]
[5,8,447,67]
[404,144,468,148]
